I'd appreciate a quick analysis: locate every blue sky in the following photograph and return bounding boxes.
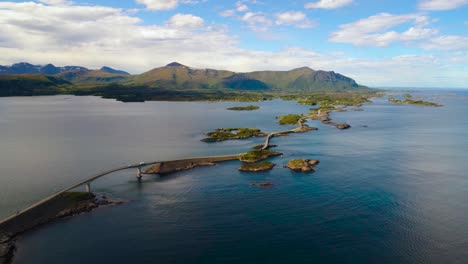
[0,0,467,87]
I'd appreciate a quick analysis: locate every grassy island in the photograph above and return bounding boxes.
[227,105,260,111]
[388,94,442,107]
[283,92,377,107]
[287,159,319,172]
[202,128,267,142]
[239,149,282,163]
[239,161,276,172]
[277,114,303,125]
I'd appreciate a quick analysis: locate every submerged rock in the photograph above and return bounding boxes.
[335,123,351,129]
[250,182,274,187]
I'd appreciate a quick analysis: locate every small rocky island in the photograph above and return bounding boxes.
[388,94,442,107]
[201,128,266,142]
[309,106,351,129]
[239,161,276,172]
[277,114,304,125]
[286,159,320,172]
[227,105,259,111]
[239,149,282,163]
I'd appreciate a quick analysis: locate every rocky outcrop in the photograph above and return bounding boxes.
[239,162,276,172]
[335,123,351,129]
[286,159,320,173]
[144,155,239,174]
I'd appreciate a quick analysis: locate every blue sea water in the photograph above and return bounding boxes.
[1,89,467,263]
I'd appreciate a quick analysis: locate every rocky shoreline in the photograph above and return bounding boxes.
[0,193,123,264]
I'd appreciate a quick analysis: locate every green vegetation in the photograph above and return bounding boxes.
[252,144,276,149]
[239,149,282,163]
[284,92,377,106]
[239,161,275,172]
[202,128,266,142]
[227,105,260,111]
[0,75,70,96]
[288,159,307,168]
[277,114,303,125]
[388,94,442,107]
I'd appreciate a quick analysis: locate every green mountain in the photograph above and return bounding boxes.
[127,63,367,92]
[245,67,363,92]
[127,62,234,89]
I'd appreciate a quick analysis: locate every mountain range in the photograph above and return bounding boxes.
[0,62,370,99]
[0,62,130,76]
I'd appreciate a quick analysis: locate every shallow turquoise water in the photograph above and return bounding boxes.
[1,90,467,263]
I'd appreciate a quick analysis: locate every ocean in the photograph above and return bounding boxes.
[1,89,467,263]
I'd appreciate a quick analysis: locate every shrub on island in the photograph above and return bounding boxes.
[239,149,282,163]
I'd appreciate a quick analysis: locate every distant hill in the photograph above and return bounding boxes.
[0,62,87,76]
[0,62,129,78]
[0,74,71,96]
[56,69,129,84]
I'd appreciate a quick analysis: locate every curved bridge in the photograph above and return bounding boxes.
[0,155,237,226]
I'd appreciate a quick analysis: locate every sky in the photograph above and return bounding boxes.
[0,0,467,87]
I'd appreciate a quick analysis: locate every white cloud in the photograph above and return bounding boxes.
[236,1,249,12]
[38,0,72,5]
[241,12,272,31]
[166,13,204,28]
[422,35,468,50]
[135,0,177,11]
[330,13,438,47]
[305,0,352,9]
[0,2,465,87]
[275,11,315,28]
[220,9,236,17]
[220,1,250,17]
[419,0,468,11]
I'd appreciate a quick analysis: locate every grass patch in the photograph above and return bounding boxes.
[288,159,306,168]
[277,114,303,125]
[227,105,260,111]
[239,149,282,163]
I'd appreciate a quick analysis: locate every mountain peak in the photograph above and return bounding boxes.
[100,66,129,75]
[166,62,186,67]
[291,66,314,72]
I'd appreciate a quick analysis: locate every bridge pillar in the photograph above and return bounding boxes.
[85,183,91,193]
[136,167,142,180]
